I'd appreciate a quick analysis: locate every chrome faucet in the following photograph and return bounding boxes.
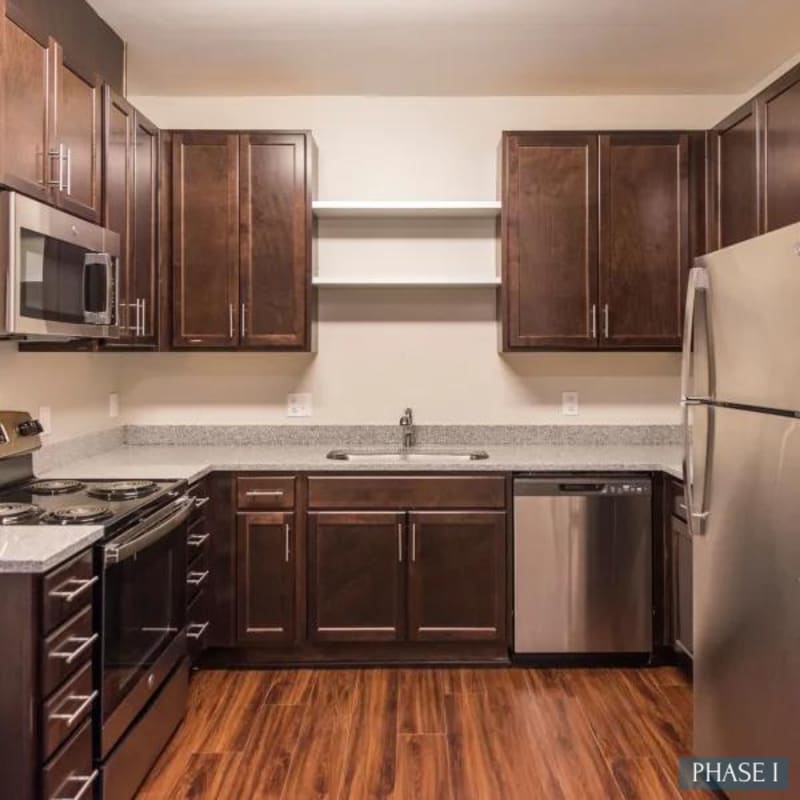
[399,407,415,450]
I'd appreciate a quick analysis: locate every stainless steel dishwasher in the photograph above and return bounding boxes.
[513,475,652,655]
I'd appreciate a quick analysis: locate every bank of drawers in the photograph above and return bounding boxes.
[187,478,212,663]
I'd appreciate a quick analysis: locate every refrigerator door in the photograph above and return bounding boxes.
[694,405,800,797]
[694,222,800,413]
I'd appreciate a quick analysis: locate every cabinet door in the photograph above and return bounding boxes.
[407,511,506,643]
[236,512,294,644]
[172,132,239,347]
[308,512,405,642]
[502,133,598,349]
[50,42,103,222]
[671,516,693,658]
[709,102,760,250]
[599,133,689,349]
[239,133,310,349]
[131,111,159,345]
[0,16,51,200]
[759,64,800,233]
[102,88,134,341]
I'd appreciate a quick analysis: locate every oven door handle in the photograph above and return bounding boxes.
[104,499,194,564]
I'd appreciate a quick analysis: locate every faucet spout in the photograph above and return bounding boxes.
[399,407,415,450]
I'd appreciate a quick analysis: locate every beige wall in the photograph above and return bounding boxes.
[5,94,742,434]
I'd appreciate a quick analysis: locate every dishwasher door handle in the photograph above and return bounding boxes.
[557,483,606,493]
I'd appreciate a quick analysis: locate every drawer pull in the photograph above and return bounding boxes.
[187,570,209,586]
[678,502,688,515]
[194,496,210,508]
[187,532,210,547]
[50,633,98,665]
[187,621,209,639]
[50,690,98,727]
[245,490,284,497]
[53,770,98,800]
[48,576,98,603]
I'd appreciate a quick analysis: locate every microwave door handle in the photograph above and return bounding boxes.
[82,253,114,325]
[104,499,194,563]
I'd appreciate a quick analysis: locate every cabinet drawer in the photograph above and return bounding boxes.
[41,660,96,761]
[671,481,687,521]
[42,606,96,697]
[188,479,211,521]
[187,589,211,663]
[186,525,211,564]
[42,550,96,634]
[237,476,295,510]
[186,551,210,603]
[308,476,506,510]
[42,718,96,800]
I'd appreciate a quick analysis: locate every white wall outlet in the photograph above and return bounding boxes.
[561,392,579,416]
[109,392,120,419]
[287,393,312,418]
[38,406,52,436]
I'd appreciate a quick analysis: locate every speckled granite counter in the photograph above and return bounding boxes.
[0,525,103,573]
[42,443,684,482]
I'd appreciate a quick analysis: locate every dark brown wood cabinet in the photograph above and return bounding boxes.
[236,512,295,644]
[671,515,693,659]
[171,130,313,351]
[599,133,688,349]
[502,130,693,351]
[308,511,405,642]
[407,511,506,642]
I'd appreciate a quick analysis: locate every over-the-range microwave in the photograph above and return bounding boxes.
[0,190,120,339]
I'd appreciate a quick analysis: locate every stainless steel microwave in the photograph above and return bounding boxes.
[0,191,120,338]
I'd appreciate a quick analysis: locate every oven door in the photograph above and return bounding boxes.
[2,190,120,338]
[99,497,193,756]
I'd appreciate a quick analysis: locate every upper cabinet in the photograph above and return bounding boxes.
[502,130,695,351]
[170,130,314,351]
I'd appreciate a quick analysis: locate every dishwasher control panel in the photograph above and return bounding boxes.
[605,482,651,495]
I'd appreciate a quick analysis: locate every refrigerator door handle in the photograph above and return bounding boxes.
[680,266,712,404]
[683,402,713,536]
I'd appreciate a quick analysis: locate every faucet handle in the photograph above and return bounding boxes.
[400,407,413,425]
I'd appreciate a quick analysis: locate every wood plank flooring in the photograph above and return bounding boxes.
[137,666,713,800]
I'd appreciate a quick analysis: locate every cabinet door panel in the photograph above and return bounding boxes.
[503,133,598,349]
[710,103,760,249]
[236,513,294,644]
[1,16,50,200]
[599,133,688,349]
[172,133,239,347]
[308,512,405,642]
[408,511,506,642]
[239,133,309,348]
[52,44,102,222]
[672,516,693,658]
[760,66,800,232]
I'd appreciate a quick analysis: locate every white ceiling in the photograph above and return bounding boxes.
[90,0,800,96]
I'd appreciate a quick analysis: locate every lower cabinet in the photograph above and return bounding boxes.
[236,512,295,644]
[671,515,693,659]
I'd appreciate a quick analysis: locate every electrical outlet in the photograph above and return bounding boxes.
[38,406,52,436]
[287,393,312,418]
[561,392,579,416]
[109,392,120,419]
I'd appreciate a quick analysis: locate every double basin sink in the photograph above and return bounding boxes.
[326,447,489,463]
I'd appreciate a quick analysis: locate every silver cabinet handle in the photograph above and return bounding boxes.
[285,523,291,562]
[50,633,98,665]
[141,297,147,337]
[49,576,98,603]
[50,690,98,727]
[187,570,209,586]
[397,523,403,562]
[411,523,417,562]
[187,621,209,639]
[65,146,72,195]
[187,532,210,547]
[53,770,99,800]
[229,303,234,338]
[602,304,610,338]
[590,304,597,339]
[241,303,247,337]
[194,496,210,508]
[47,144,65,189]
[245,490,284,497]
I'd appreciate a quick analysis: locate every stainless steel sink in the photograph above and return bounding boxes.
[326,447,489,462]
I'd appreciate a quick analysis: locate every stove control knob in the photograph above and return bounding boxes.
[17,419,44,437]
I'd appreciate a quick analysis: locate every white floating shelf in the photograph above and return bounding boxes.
[312,200,501,218]
[313,276,501,288]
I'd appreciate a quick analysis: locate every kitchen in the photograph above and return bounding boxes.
[0,1,798,798]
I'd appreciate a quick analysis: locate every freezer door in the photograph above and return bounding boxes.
[694,222,800,412]
[694,406,800,796]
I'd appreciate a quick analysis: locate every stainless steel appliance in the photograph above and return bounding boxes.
[682,223,800,795]
[0,191,120,338]
[0,410,193,800]
[513,475,652,655]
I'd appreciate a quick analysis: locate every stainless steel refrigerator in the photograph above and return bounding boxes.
[682,222,800,796]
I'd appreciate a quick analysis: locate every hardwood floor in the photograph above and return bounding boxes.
[137,665,713,800]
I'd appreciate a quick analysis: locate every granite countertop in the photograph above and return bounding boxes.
[0,525,104,573]
[43,443,684,482]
